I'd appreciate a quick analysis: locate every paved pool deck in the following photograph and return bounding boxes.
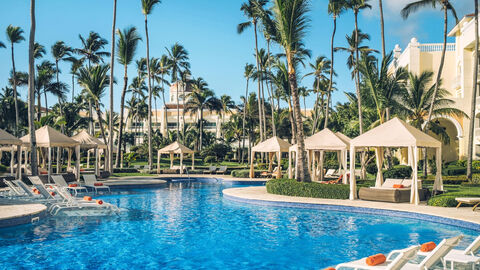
[223,186,480,229]
[0,203,46,228]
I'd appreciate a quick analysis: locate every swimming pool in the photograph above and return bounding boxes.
[0,179,478,269]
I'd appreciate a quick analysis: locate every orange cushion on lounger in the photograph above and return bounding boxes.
[324,268,336,270]
[366,254,386,266]
[40,171,48,175]
[68,183,78,187]
[93,183,103,186]
[83,196,92,201]
[50,191,56,196]
[393,184,405,188]
[96,199,103,205]
[421,242,436,252]
[32,188,40,195]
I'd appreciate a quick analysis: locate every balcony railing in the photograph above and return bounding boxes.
[418,43,455,52]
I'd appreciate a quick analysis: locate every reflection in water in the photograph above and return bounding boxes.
[0,180,477,269]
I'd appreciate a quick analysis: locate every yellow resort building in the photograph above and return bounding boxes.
[390,14,479,162]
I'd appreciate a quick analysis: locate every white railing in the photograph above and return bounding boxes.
[419,43,455,52]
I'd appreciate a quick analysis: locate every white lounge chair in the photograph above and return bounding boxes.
[49,186,118,216]
[336,245,420,270]
[3,180,26,196]
[27,176,58,201]
[203,166,217,174]
[83,174,110,194]
[51,175,88,196]
[456,197,480,211]
[400,235,464,269]
[442,235,480,269]
[216,166,227,175]
[325,169,337,178]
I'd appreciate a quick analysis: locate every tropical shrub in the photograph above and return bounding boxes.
[231,169,251,178]
[383,165,412,179]
[366,163,378,175]
[204,156,216,164]
[443,166,466,176]
[427,196,457,207]
[0,164,7,172]
[266,179,350,199]
[201,143,232,162]
[113,168,139,173]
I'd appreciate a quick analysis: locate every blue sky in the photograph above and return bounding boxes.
[0,0,473,112]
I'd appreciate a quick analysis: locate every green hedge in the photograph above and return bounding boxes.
[113,168,139,173]
[427,196,458,207]
[266,179,350,199]
[231,169,251,178]
[0,164,7,173]
[443,166,466,176]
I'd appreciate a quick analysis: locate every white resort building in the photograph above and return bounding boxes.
[390,13,479,162]
[124,81,229,144]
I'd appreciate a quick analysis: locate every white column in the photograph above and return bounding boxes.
[47,147,52,183]
[277,151,282,179]
[410,146,419,205]
[10,147,14,175]
[249,151,255,178]
[86,150,90,169]
[192,153,195,170]
[349,146,357,200]
[75,145,81,181]
[434,147,443,191]
[375,147,384,187]
[180,153,183,176]
[56,147,61,174]
[319,150,324,181]
[288,150,292,179]
[157,151,161,174]
[95,148,99,176]
[342,149,348,184]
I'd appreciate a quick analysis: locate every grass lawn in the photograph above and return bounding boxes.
[111,172,154,177]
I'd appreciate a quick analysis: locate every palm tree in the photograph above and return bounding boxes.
[305,56,332,133]
[33,42,45,59]
[184,80,221,151]
[401,0,458,133]
[467,0,479,180]
[242,63,255,163]
[115,26,141,168]
[75,31,110,67]
[345,0,371,137]
[238,0,269,142]
[68,57,83,102]
[271,0,311,182]
[378,0,386,58]
[325,0,346,128]
[166,43,190,140]
[141,0,161,170]
[35,60,56,119]
[51,41,73,120]
[77,64,111,145]
[157,55,171,134]
[220,94,236,136]
[28,0,38,175]
[6,25,25,136]
[108,0,118,172]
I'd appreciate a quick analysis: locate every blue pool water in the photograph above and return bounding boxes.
[0,179,478,269]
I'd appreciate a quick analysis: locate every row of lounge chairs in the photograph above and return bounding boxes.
[1,175,117,216]
[335,235,480,269]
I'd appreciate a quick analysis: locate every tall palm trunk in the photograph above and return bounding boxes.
[95,103,108,146]
[324,15,337,128]
[287,97,297,144]
[55,60,63,173]
[144,14,153,169]
[253,21,264,142]
[108,0,117,172]
[288,61,310,182]
[267,40,276,136]
[161,74,167,135]
[115,64,128,168]
[354,10,366,179]
[36,89,41,121]
[467,0,479,180]
[71,74,75,102]
[379,0,386,58]
[424,6,449,176]
[28,0,38,176]
[242,78,249,164]
[10,42,19,136]
[312,79,321,133]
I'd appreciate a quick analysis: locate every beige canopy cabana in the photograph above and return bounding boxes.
[0,129,22,179]
[21,126,80,182]
[349,117,442,205]
[157,141,195,175]
[289,129,350,183]
[72,130,107,177]
[250,136,291,179]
